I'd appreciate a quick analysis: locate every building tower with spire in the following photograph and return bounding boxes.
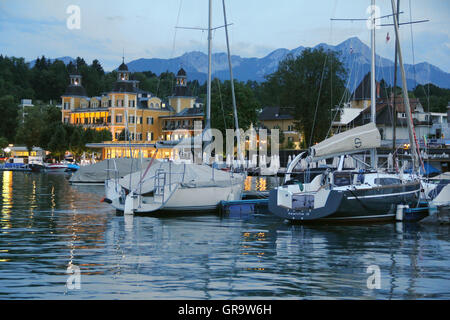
[61,58,181,146]
[168,68,197,113]
[61,69,88,123]
[117,56,130,81]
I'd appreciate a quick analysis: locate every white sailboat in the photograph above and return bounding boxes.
[105,160,244,213]
[104,0,246,214]
[268,0,423,222]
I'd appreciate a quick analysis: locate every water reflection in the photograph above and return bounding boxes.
[244,176,279,191]
[1,171,12,230]
[0,172,448,299]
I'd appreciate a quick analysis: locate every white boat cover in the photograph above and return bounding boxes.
[70,158,151,183]
[309,123,381,159]
[119,160,245,194]
[430,172,450,181]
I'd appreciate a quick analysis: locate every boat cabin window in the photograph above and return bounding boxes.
[333,172,352,187]
[374,178,402,186]
[287,168,328,184]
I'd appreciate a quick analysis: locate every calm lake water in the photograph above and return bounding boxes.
[0,171,449,299]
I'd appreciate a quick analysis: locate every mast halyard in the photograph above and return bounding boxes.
[390,0,420,172]
[392,0,400,163]
[206,0,212,131]
[222,0,242,163]
[370,0,377,169]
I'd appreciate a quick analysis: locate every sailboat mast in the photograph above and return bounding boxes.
[370,0,377,169]
[206,0,212,130]
[390,0,419,171]
[392,0,400,158]
[222,0,242,162]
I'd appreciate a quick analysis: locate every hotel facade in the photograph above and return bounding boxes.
[61,61,204,159]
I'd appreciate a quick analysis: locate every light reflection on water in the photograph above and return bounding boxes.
[244,175,276,191]
[0,172,448,299]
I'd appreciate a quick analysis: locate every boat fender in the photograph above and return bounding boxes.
[396,204,409,221]
[296,182,304,191]
[100,197,112,204]
[321,174,327,186]
[357,170,365,184]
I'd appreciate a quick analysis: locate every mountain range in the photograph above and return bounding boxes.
[30,37,450,90]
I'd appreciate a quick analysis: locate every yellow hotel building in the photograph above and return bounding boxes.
[61,61,204,159]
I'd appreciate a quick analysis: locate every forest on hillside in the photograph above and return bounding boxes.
[0,52,448,156]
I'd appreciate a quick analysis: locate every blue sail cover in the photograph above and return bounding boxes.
[405,162,440,176]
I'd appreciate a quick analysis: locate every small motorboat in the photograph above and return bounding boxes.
[45,163,69,172]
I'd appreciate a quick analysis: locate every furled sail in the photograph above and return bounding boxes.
[119,160,244,195]
[70,158,150,184]
[309,123,381,159]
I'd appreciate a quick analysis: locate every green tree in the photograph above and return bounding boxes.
[48,124,67,160]
[69,127,84,159]
[0,136,8,149]
[265,48,347,147]
[155,71,176,98]
[15,106,44,151]
[0,95,19,141]
[413,83,450,113]
[36,105,63,149]
[210,79,259,135]
[94,129,112,142]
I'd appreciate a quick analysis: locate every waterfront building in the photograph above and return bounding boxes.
[61,61,204,159]
[352,96,448,146]
[332,72,381,131]
[18,99,34,108]
[258,106,302,149]
[161,68,204,142]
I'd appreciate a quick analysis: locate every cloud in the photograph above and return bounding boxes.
[106,15,125,22]
[0,0,449,73]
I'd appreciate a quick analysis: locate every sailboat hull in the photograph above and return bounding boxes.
[269,181,421,222]
[107,181,244,213]
[161,184,244,211]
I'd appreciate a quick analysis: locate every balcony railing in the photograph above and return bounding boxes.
[73,106,109,112]
[162,124,194,131]
[81,123,109,128]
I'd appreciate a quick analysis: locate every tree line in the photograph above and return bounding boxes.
[1,50,449,156]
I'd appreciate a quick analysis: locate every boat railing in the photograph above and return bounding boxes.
[105,158,120,183]
[154,169,166,203]
[133,163,188,199]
